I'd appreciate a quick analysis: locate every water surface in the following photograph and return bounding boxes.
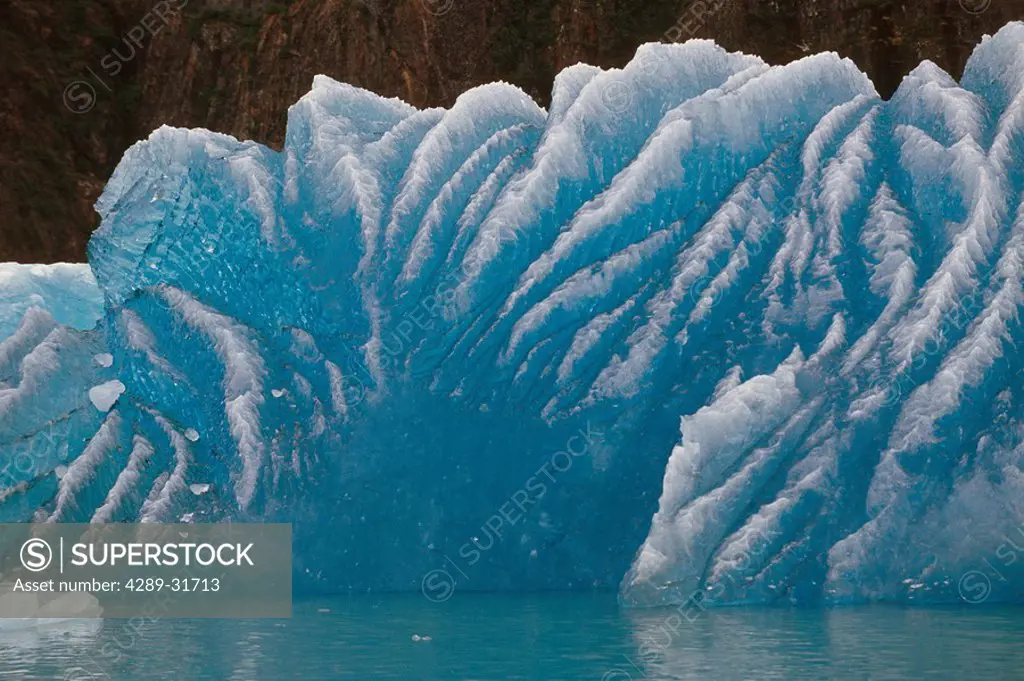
[2,593,1023,680]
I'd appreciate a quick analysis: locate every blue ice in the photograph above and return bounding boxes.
[3,24,1024,605]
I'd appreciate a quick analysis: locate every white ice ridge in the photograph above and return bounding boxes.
[157,286,265,512]
[139,413,192,523]
[5,22,1024,604]
[47,411,122,523]
[91,434,155,523]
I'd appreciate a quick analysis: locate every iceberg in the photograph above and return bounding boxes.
[3,23,1024,605]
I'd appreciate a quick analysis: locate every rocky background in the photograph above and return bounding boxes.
[3,0,1022,263]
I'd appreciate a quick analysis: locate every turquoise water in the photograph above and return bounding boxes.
[2,594,1024,680]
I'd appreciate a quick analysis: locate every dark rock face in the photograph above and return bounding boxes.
[2,0,1021,263]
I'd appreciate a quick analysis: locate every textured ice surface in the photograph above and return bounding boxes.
[0,264,103,341]
[4,25,1024,604]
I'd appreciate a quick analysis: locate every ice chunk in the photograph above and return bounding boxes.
[88,381,125,412]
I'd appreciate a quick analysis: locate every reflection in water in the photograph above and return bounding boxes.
[1,594,1023,680]
[615,606,1024,680]
[0,618,104,679]
[230,632,264,681]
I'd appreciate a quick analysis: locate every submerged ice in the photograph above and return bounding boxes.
[4,24,1024,605]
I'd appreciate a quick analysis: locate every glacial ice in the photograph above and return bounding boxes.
[4,24,1024,605]
[0,264,103,340]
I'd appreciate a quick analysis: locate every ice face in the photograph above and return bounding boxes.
[3,24,1024,604]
